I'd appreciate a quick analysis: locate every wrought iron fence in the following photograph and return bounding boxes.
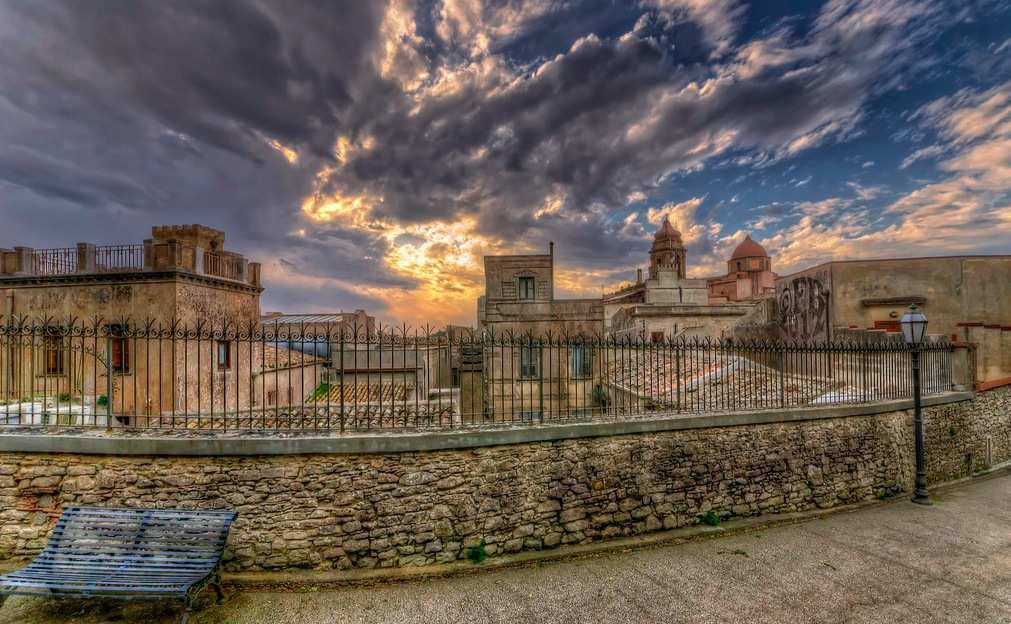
[0,316,955,432]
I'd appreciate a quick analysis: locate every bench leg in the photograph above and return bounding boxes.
[211,576,227,605]
[180,600,195,624]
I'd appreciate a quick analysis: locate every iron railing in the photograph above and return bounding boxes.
[0,316,955,432]
[31,248,77,276]
[96,245,145,272]
[203,252,241,280]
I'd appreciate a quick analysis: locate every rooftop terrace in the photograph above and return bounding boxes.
[0,224,261,287]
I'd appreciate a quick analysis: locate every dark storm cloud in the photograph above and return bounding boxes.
[0,146,149,208]
[316,0,946,262]
[0,0,957,320]
[0,0,396,310]
[1,2,385,161]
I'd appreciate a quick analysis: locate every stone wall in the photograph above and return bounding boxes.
[0,387,1008,573]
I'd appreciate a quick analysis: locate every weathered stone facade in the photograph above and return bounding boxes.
[0,387,1008,572]
[775,255,1011,343]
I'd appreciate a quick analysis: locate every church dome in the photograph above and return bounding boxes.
[730,234,768,260]
[653,217,683,244]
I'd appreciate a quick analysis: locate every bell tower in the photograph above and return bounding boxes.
[649,217,686,279]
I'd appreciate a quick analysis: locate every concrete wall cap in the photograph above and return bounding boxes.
[0,392,972,457]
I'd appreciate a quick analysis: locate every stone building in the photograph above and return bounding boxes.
[477,242,603,336]
[600,219,761,341]
[0,225,319,423]
[707,234,777,304]
[774,255,1011,342]
[476,243,602,421]
[260,311,377,357]
[774,255,1011,384]
[472,219,774,420]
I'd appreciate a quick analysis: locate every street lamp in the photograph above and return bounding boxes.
[901,304,930,505]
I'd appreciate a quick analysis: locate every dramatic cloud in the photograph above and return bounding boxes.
[764,80,1011,272]
[0,0,1006,324]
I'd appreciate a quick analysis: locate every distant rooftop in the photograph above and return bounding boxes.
[261,311,373,324]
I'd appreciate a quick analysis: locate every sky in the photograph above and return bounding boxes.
[1,0,1010,326]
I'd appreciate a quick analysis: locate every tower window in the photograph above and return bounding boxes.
[518,276,536,300]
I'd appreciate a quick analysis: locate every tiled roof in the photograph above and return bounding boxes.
[260,345,323,370]
[309,382,415,404]
[261,313,360,324]
[605,355,844,410]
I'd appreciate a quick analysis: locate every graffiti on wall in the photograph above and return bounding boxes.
[778,272,831,341]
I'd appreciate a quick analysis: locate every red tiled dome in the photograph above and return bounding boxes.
[730,234,768,260]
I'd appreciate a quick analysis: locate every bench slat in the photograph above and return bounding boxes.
[0,506,236,601]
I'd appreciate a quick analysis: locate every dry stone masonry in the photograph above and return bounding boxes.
[1,386,1008,572]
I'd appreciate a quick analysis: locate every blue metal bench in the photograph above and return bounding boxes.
[0,506,237,623]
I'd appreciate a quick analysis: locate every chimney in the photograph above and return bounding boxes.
[637,268,643,283]
[548,241,554,257]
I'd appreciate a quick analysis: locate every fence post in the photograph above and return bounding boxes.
[862,341,868,402]
[76,243,96,273]
[538,339,544,423]
[675,340,681,413]
[13,247,34,276]
[778,345,785,408]
[459,344,483,424]
[105,334,113,430]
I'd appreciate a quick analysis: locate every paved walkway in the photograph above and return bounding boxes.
[3,471,1010,624]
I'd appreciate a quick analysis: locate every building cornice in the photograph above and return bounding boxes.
[0,270,263,294]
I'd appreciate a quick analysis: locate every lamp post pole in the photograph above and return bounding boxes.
[902,303,930,505]
[911,343,930,505]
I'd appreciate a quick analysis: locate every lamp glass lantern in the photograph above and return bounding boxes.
[900,304,928,345]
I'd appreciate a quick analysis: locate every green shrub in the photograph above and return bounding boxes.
[702,511,721,526]
[57,393,72,402]
[466,539,487,564]
[96,394,108,407]
[310,383,332,401]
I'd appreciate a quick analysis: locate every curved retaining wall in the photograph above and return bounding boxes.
[0,388,1008,573]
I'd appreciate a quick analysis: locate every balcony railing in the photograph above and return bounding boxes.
[3,244,257,286]
[203,251,242,280]
[96,245,144,272]
[32,248,77,276]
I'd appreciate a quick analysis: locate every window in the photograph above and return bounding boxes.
[107,324,130,373]
[570,344,592,378]
[518,276,536,300]
[736,261,742,271]
[216,341,231,370]
[519,345,539,379]
[650,331,665,344]
[44,331,64,375]
[267,390,277,406]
